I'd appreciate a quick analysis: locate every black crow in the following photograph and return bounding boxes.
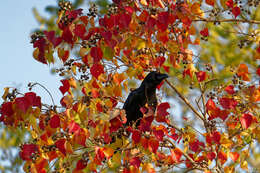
[123,71,168,126]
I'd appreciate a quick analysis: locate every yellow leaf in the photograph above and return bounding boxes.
[71,65,76,75]
[2,87,9,101]
[137,40,146,50]
[220,135,233,149]
[56,10,64,24]
[241,160,248,170]
[140,0,148,6]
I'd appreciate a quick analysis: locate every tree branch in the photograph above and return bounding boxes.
[193,18,260,24]
[165,80,205,121]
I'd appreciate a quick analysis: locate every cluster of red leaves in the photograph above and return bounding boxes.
[0,92,41,126]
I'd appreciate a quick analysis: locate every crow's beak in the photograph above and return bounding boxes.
[157,73,169,80]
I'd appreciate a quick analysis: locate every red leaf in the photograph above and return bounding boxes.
[0,102,14,117]
[256,66,260,76]
[219,97,237,109]
[109,116,122,132]
[219,109,230,121]
[257,45,260,54]
[90,47,103,63]
[55,139,66,155]
[79,16,88,25]
[153,129,164,141]
[74,24,86,39]
[19,144,39,161]
[200,28,209,37]
[44,31,62,48]
[196,71,207,82]
[218,151,227,164]
[101,31,112,42]
[132,130,141,143]
[59,79,70,95]
[157,102,170,116]
[61,27,73,44]
[90,63,104,79]
[39,119,45,130]
[157,12,169,31]
[24,92,41,108]
[67,9,83,20]
[226,0,233,8]
[15,97,30,113]
[207,152,216,161]
[154,56,166,67]
[148,138,159,153]
[141,137,149,149]
[49,115,60,128]
[232,7,240,18]
[205,0,215,6]
[33,38,47,64]
[189,140,201,153]
[139,116,154,132]
[146,16,156,31]
[183,68,193,78]
[240,113,253,129]
[118,13,131,29]
[225,85,235,94]
[76,159,88,170]
[211,131,221,144]
[68,121,80,133]
[130,157,141,168]
[206,133,212,145]
[156,102,170,123]
[96,102,103,112]
[206,99,217,111]
[95,147,105,164]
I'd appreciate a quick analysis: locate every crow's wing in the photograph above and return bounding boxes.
[123,90,136,110]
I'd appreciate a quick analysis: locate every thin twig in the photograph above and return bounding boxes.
[193,18,260,24]
[31,82,55,106]
[165,79,204,121]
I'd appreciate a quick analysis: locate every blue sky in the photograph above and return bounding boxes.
[0,1,62,104]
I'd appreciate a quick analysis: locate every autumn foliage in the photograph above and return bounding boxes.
[1,0,260,172]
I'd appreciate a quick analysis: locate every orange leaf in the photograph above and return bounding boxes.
[230,152,239,162]
[171,148,182,163]
[113,73,125,85]
[237,64,250,81]
[103,147,114,159]
[206,0,215,6]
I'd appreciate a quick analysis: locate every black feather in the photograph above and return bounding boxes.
[123,71,168,126]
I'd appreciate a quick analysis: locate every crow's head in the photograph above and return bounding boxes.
[141,71,169,88]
